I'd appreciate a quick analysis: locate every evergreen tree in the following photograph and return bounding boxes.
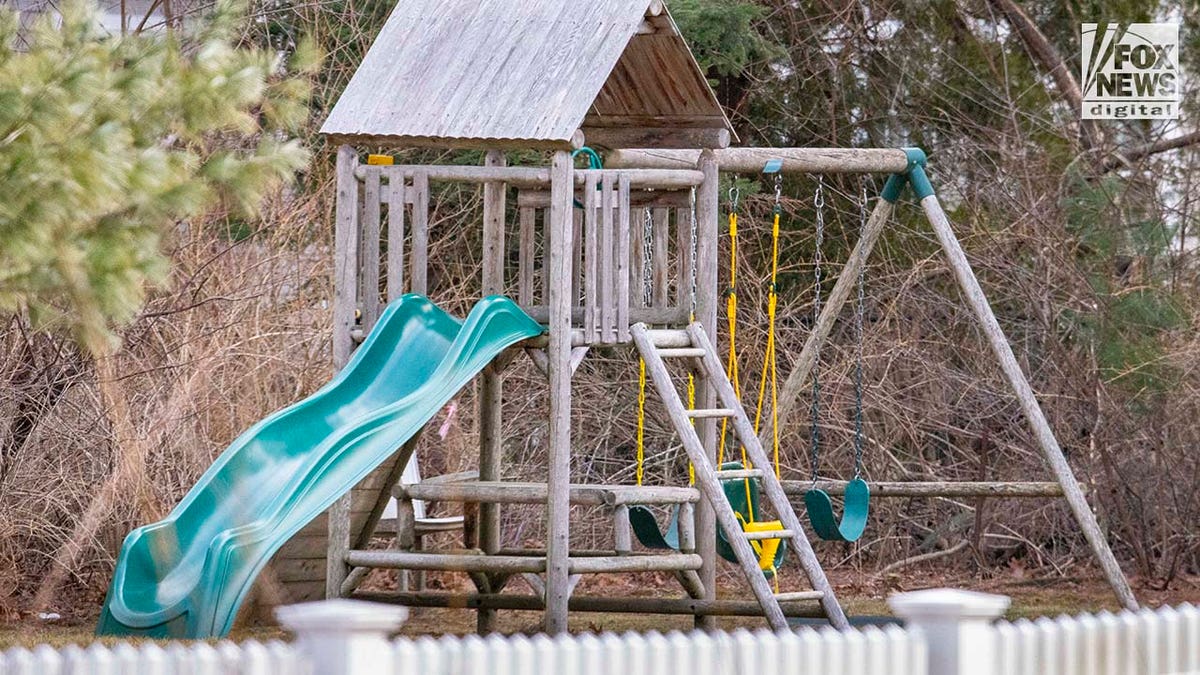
[0,0,317,356]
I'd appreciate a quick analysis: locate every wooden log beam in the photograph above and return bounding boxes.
[576,169,704,189]
[354,165,704,189]
[352,591,827,618]
[345,551,545,574]
[523,305,690,326]
[781,481,1065,498]
[399,480,700,506]
[568,554,703,574]
[583,127,731,151]
[606,148,911,174]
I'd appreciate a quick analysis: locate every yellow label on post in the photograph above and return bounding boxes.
[366,154,395,166]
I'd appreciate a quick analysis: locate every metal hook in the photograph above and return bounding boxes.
[728,186,740,213]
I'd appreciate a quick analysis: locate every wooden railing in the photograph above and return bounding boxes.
[348,161,704,345]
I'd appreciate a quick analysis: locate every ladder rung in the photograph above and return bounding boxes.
[686,408,735,419]
[715,468,763,480]
[647,329,693,348]
[774,591,825,603]
[743,529,795,541]
[657,348,706,358]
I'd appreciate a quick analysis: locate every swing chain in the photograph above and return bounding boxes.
[853,181,867,480]
[773,173,783,213]
[810,177,825,484]
[689,188,698,317]
[641,208,654,307]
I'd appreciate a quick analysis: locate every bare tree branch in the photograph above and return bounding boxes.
[1101,129,1200,171]
[984,0,1099,149]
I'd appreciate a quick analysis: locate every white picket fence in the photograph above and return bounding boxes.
[994,606,1200,675]
[1,590,1197,675]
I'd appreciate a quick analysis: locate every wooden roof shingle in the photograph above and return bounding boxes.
[320,0,733,150]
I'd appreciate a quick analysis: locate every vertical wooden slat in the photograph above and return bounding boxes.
[387,175,407,301]
[411,172,430,296]
[572,208,584,309]
[583,173,599,342]
[543,208,553,304]
[651,207,669,309]
[478,150,506,635]
[616,174,631,342]
[519,206,536,306]
[599,175,615,343]
[327,145,359,600]
[361,166,382,331]
[676,204,694,314]
[544,151,574,634]
[631,207,646,309]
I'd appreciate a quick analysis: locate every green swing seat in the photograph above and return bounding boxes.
[628,504,681,550]
[715,462,786,574]
[803,478,870,542]
[627,462,789,575]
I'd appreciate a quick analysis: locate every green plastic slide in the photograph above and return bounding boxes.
[96,295,543,639]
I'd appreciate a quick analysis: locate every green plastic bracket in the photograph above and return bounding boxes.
[908,165,935,200]
[880,174,908,203]
[880,147,934,203]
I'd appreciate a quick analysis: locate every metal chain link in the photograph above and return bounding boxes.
[810,177,825,483]
[641,208,654,307]
[689,187,698,317]
[853,180,867,479]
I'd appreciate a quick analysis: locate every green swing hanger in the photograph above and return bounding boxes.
[802,176,871,543]
[571,147,603,209]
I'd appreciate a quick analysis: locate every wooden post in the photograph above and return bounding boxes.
[327,145,360,599]
[544,151,575,634]
[920,194,1139,611]
[692,150,720,630]
[760,197,894,451]
[478,150,507,634]
[612,505,632,555]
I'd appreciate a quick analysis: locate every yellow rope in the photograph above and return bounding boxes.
[753,209,783,481]
[636,357,646,487]
[718,210,740,467]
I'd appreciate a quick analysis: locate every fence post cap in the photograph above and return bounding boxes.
[888,588,1010,620]
[276,599,409,635]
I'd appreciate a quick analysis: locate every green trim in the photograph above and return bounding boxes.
[908,165,935,200]
[903,147,927,171]
[880,174,908,203]
[879,147,934,202]
[571,146,603,169]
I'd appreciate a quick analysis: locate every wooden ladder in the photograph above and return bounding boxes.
[631,322,850,630]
